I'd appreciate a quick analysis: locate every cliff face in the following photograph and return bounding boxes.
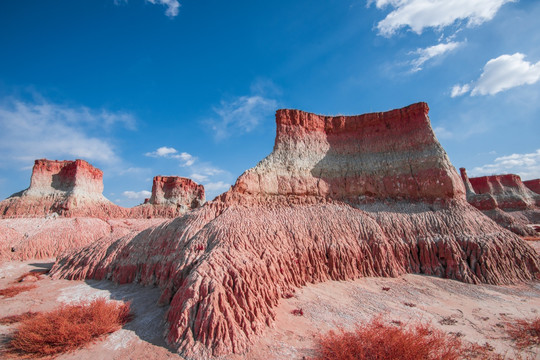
[460,169,540,236]
[130,176,205,218]
[51,103,540,358]
[524,179,540,195]
[230,103,465,203]
[0,159,127,218]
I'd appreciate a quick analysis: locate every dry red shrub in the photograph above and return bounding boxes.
[15,270,48,283]
[0,311,40,325]
[313,317,502,360]
[6,298,133,356]
[291,308,304,316]
[505,317,540,348]
[0,284,37,298]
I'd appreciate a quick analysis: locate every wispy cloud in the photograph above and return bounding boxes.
[208,95,277,140]
[471,149,540,179]
[452,53,540,97]
[147,0,180,18]
[114,0,180,18]
[144,146,231,198]
[123,190,152,199]
[145,146,195,166]
[370,0,514,37]
[409,41,463,72]
[0,97,135,166]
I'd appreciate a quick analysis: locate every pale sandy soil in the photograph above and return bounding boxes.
[1,244,539,360]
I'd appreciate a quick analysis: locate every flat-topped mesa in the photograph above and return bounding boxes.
[227,102,465,204]
[460,169,540,236]
[51,103,540,358]
[0,159,127,218]
[524,179,540,195]
[469,174,540,210]
[130,176,205,218]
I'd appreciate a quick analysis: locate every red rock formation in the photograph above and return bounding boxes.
[0,217,165,261]
[0,159,128,219]
[524,179,540,195]
[51,103,540,358]
[460,169,540,236]
[130,176,205,218]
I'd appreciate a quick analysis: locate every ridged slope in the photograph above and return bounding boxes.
[51,103,540,357]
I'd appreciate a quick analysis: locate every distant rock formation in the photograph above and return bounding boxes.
[52,103,540,358]
[130,176,205,218]
[0,159,127,219]
[524,179,540,195]
[460,168,540,236]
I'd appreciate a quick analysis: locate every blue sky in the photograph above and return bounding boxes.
[1,0,539,206]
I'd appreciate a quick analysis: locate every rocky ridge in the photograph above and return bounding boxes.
[460,168,540,236]
[131,176,205,218]
[51,103,540,357]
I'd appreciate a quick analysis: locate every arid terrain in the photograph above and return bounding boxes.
[1,247,539,359]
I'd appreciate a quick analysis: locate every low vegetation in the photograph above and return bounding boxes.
[0,311,39,325]
[312,317,503,360]
[505,317,540,348]
[0,284,37,298]
[6,298,133,357]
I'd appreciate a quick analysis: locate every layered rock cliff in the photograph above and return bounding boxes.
[51,103,540,358]
[460,168,540,236]
[130,176,205,218]
[0,159,127,218]
[524,179,540,195]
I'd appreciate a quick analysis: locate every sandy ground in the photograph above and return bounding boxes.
[1,242,539,360]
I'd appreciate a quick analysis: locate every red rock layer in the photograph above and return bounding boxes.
[0,218,166,261]
[130,176,205,218]
[460,169,540,236]
[233,103,465,203]
[51,103,540,357]
[469,174,540,210]
[0,159,128,219]
[524,179,540,195]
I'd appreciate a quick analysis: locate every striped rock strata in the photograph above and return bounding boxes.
[524,179,540,195]
[460,168,540,236]
[130,176,205,218]
[0,159,127,219]
[51,103,540,358]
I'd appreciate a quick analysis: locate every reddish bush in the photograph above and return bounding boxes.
[505,317,540,348]
[291,308,304,316]
[403,302,416,307]
[15,270,48,283]
[0,311,39,325]
[312,317,501,360]
[283,292,295,299]
[0,284,37,298]
[7,298,133,356]
[382,287,390,291]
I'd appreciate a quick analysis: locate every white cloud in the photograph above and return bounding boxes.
[145,146,195,166]
[410,41,463,72]
[471,149,540,179]
[203,181,231,193]
[209,95,277,140]
[190,173,208,183]
[450,84,471,97]
[123,190,152,199]
[115,0,180,18]
[371,0,514,37]
[433,126,454,140]
[0,98,135,166]
[451,53,540,97]
[147,0,180,18]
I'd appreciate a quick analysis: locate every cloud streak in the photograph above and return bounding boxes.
[409,41,463,72]
[471,149,540,179]
[0,97,135,166]
[145,146,195,166]
[451,53,540,97]
[209,95,277,140]
[370,0,514,37]
[123,190,152,199]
